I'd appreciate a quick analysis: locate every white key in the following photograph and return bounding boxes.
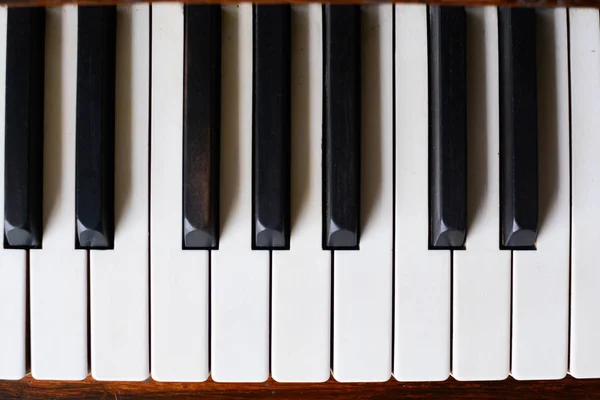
[30,6,88,380]
[569,8,600,379]
[511,8,570,381]
[332,4,393,383]
[452,7,511,381]
[393,4,450,382]
[271,4,330,383]
[211,4,270,382]
[151,3,209,382]
[0,6,27,380]
[90,5,149,381]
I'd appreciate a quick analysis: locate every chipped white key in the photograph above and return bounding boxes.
[211,4,270,382]
[511,8,570,381]
[332,4,393,383]
[569,7,600,379]
[91,5,150,381]
[271,4,330,383]
[393,4,450,382]
[30,6,88,380]
[151,3,209,382]
[452,7,511,381]
[0,6,27,380]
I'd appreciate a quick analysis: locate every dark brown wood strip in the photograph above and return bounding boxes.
[0,375,599,399]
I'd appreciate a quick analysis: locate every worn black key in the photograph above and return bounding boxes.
[498,7,538,249]
[4,7,45,248]
[322,5,360,250]
[75,6,116,249]
[252,5,291,250]
[428,6,467,249]
[183,5,221,249]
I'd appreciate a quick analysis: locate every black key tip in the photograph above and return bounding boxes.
[254,225,287,250]
[4,222,41,248]
[431,226,466,249]
[325,220,358,250]
[503,225,537,249]
[77,221,111,249]
[184,218,217,249]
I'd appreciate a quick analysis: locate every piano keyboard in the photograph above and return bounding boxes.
[0,2,595,384]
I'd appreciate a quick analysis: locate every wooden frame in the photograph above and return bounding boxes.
[0,375,599,398]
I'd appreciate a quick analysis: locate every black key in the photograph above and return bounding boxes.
[498,7,538,249]
[252,5,291,250]
[322,5,361,250]
[183,5,221,249]
[4,7,45,248]
[428,6,467,249]
[75,6,116,249]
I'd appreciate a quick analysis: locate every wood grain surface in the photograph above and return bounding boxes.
[0,375,599,399]
[1,0,600,8]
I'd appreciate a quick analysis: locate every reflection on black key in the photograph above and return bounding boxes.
[322,5,360,250]
[183,5,221,250]
[428,6,467,249]
[75,6,116,249]
[499,7,538,249]
[4,7,45,248]
[252,5,291,250]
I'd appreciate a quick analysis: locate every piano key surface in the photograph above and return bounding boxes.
[150,3,210,382]
[511,7,570,380]
[252,4,291,250]
[332,4,393,382]
[29,5,89,380]
[4,6,45,249]
[0,6,27,380]
[569,7,600,379]
[75,5,116,249]
[183,4,221,250]
[270,4,331,383]
[0,2,599,384]
[322,4,361,250]
[90,4,149,381]
[498,7,539,250]
[394,4,451,382]
[210,4,270,382]
[452,6,511,381]
[427,5,467,250]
